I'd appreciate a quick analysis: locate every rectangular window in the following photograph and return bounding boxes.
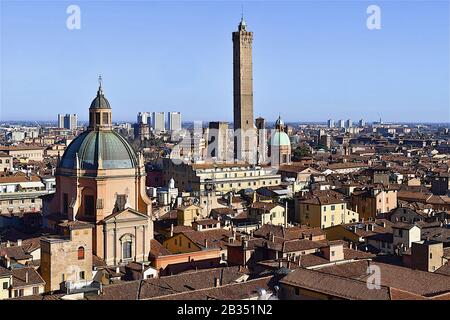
[63,193,68,214]
[430,252,433,259]
[323,206,327,211]
[3,282,8,290]
[79,271,85,280]
[331,205,335,211]
[33,286,39,295]
[331,251,335,257]
[84,195,95,216]
[123,241,132,259]
[295,287,300,295]
[95,113,100,125]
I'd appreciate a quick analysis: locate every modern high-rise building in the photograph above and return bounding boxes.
[137,112,151,125]
[58,114,64,128]
[152,112,165,132]
[327,119,334,128]
[168,112,182,132]
[338,119,345,128]
[232,16,256,161]
[58,114,77,130]
[359,119,365,127]
[345,119,352,128]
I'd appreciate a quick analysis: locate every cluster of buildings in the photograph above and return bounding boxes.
[57,114,77,131]
[0,17,448,301]
[134,111,182,141]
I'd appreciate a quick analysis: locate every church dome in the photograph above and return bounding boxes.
[270,131,291,147]
[59,130,138,170]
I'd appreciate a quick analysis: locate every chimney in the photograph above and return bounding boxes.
[365,224,369,232]
[243,240,248,250]
[6,241,10,248]
[17,239,22,247]
[278,260,283,268]
[116,266,120,274]
[205,239,208,248]
[25,271,29,284]
[170,223,174,237]
[270,233,275,242]
[214,277,220,287]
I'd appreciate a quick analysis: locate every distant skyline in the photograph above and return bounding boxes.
[1,1,449,123]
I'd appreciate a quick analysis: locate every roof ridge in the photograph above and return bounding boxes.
[144,276,273,300]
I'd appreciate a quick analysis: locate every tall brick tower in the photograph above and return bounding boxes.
[233,16,256,162]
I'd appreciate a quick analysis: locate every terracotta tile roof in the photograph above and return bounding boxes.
[181,229,233,250]
[86,266,248,300]
[11,267,45,289]
[318,261,450,297]
[250,202,281,211]
[280,268,391,300]
[152,276,274,300]
[299,194,346,206]
[149,239,171,258]
[253,224,325,240]
[282,239,327,253]
[0,266,12,277]
[0,145,45,151]
[57,220,94,230]
[194,219,219,225]
[159,210,178,220]
[0,245,32,261]
[435,263,450,276]
[0,172,42,184]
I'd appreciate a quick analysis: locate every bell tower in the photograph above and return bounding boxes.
[233,15,255,162]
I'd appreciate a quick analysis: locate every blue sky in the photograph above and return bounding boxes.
[1,0,449,123]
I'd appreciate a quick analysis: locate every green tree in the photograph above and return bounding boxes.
[293,145,311,160]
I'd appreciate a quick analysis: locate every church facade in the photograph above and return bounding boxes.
[45,79,153,266]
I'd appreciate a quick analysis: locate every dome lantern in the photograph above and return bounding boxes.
[89,75,113,131]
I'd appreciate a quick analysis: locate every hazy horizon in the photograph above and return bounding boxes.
[1,1,449,123]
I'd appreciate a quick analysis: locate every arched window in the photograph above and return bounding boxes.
[78,246,85,260]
